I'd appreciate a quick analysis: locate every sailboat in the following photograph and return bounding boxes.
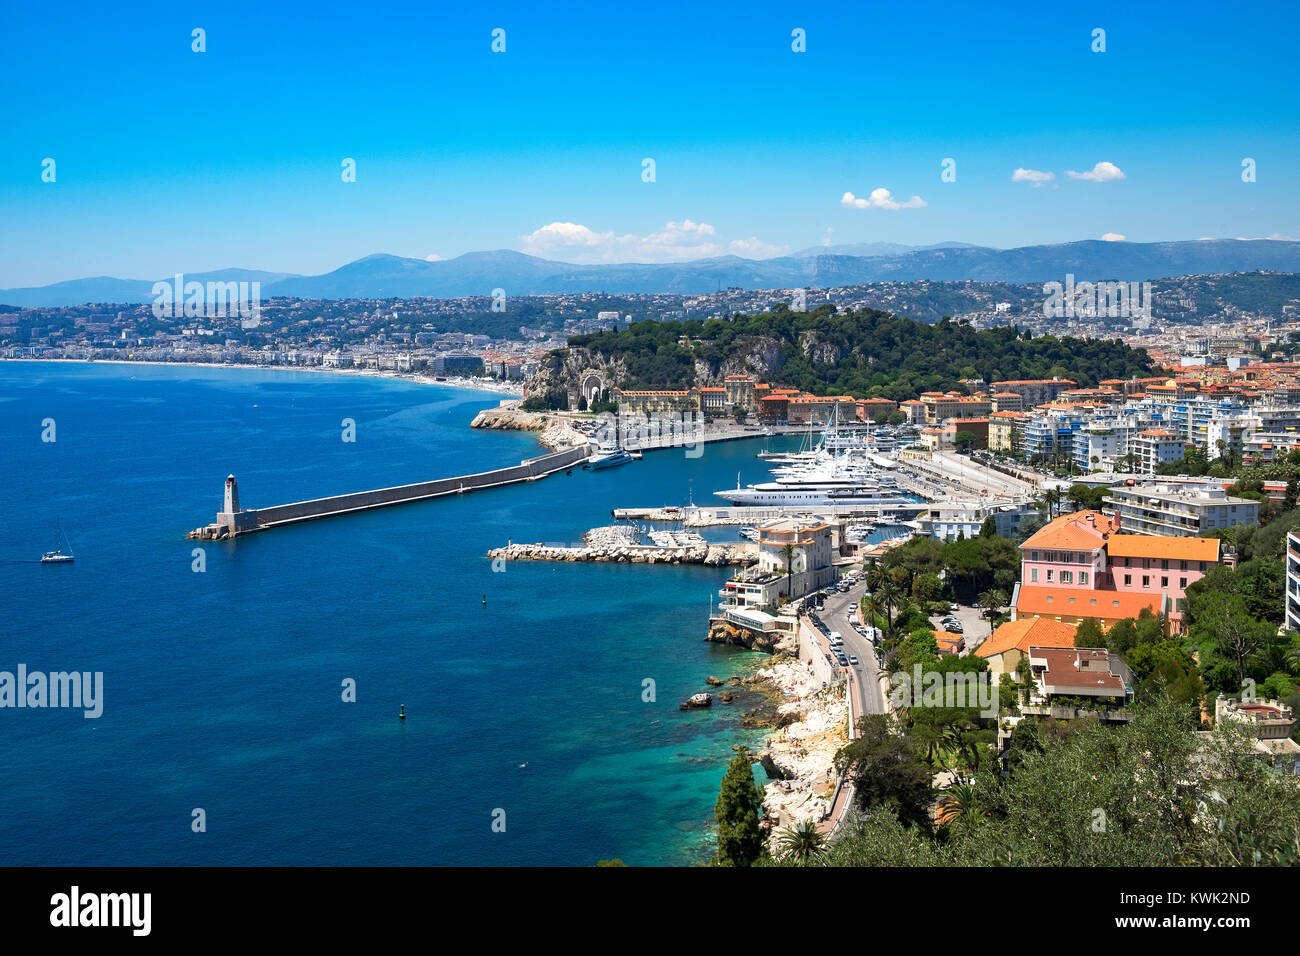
[41,520,74,564]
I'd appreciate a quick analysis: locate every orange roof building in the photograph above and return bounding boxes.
[976,617,1078,677]
[1015,511,1221,634]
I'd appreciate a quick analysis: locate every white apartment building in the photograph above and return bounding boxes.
[1104,481,1260,537]
[1126,428,1186,473]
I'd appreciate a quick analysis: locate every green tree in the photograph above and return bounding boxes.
[714,750,767,867]
[979,515,997,538]
[1073,617,1105,647]
[775,819,826,864]
[835,715,934,830]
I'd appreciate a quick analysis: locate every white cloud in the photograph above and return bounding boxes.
[1012,168,1055,186]
[1268,233,1299,241]
[821,227,834,247]
[1066,161,1126,182]
[841,188,926,211]
[519,219,785,263]
[728,236,790,258]
[1100,232,1127,242]
[424,253,444,262]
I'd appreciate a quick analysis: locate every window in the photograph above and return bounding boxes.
[1161,559,1169,570]
[1124,574,1132,586]
[1031,550,1039,562]
[1046,569,1054,581]
[1180,577,1187,589]
[1161,576,1168,588]
[1142,575,1150,587]
[1080,571,1089,584]
[1061,571,1073,584]
[1031,568,1038,582]
[1181,560,1187,571]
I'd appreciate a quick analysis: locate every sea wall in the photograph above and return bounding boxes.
[188,445,591,539]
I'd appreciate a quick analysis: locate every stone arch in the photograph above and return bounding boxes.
[580,372,605,407]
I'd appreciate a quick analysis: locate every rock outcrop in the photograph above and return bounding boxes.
[469,400,585,450]
[679,693,713,710]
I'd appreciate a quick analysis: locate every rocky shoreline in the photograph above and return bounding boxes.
[752,656,848,834]
[469,400,587,451]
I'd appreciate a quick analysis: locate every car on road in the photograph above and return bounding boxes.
[835,652,849,666]
[849,655,859,665]
[949,603,960,612]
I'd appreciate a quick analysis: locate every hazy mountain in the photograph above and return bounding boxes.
[0,269,299,308]
[5,240,1300,307]
[789,241,981,258]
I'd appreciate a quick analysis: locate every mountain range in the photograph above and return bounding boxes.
[5,239,1300,308]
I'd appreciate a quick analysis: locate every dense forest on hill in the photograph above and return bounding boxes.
[566,305,1155,400]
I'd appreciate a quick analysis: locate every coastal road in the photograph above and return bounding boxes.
[817,580,885,720]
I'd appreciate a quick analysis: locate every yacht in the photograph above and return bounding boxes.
[590,445,634,470]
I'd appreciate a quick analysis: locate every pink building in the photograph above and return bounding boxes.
[1015,511,1222,633]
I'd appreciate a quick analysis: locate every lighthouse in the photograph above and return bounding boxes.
[223,474,240,515]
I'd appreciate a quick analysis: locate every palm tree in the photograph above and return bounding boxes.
[780,542,796,600]
[1042,487,1062,519]
[874,577,902,638]
[977,589,1007,639]
[776,819,826,864]
[936,782,982,829]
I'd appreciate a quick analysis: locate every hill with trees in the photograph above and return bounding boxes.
[564,305,1154,400]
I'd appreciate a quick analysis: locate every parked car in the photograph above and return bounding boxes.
[946,622,964,633]
[849,655,859,666]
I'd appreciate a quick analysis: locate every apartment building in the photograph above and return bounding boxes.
[1127,428,1186,473]
[1012,510,1222,633]
[990,378,1075,406]
[1103,481,1260,537]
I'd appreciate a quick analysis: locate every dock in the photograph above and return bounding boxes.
[187,444,591,539]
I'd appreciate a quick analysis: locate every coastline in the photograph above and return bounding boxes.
[0,357,526,398]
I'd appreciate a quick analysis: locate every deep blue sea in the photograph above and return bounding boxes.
[0,362,817,866]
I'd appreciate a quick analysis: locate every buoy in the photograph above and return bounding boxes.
[398,704,406,720]
[482,594,487,606]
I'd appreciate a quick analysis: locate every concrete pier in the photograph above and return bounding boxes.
[188,444,591,539]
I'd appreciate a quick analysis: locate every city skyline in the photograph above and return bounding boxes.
[3,0,1299,287]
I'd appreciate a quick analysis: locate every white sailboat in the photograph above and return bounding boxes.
[41,520,75,564]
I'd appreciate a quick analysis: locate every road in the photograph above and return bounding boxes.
[814,581,885,720]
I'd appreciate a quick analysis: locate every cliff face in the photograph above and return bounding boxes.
[525,347,631,405]
[692,335,786,382]
[527,335,787,402]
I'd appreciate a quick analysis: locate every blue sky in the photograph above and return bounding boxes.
[2,0,1298,287]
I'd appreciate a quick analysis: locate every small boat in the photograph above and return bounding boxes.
[738,526,760,541]
[41,520,74,564]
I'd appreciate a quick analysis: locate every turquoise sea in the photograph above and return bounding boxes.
[0,362,811,866]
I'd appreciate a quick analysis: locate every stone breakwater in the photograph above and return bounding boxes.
[469,401,586,451]
[753,657,849,834]
[488,537,752,566]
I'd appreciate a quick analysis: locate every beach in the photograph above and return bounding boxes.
[0,357,526,397]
